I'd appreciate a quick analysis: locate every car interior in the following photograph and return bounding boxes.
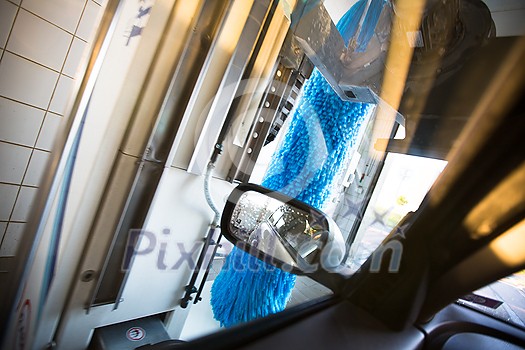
[141,4,525,349]
[1,0,523,349]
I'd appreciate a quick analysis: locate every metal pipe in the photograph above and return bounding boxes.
[179,152,223,308]
[194,234,223,304]
[180,225,219,308]
[204,162,222,226]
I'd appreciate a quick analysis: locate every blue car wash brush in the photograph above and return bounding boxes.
[211,0,385,328]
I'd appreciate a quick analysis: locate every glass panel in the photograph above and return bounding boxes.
[336,153,447,271]
[458,271,525,329]
[287,275,333,308]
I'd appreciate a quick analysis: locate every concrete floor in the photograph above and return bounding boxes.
[179,280,220,341]
[179,256,332,341]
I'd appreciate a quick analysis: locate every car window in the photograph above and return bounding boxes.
[252,108,448,273]
[287,275,333,308]
[457,270,525,330]
[334,151,447,272]
[183,0,523,341]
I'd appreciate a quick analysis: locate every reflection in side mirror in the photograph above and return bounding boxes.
[221,184,345,274]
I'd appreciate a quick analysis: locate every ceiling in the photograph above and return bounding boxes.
[323,0,525,37]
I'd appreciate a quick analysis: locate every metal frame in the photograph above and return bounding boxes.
[226,57,312,183]
[86,0,232,310]
[187,0,275,175]
[288,0,388,102]
[227,63,293,183]
[167,0,257,171]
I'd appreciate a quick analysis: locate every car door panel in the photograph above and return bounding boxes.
[421,303,525,349]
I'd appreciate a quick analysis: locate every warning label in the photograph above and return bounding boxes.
[126,327,146,341]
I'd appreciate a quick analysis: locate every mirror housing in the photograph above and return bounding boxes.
[221,183,346,275]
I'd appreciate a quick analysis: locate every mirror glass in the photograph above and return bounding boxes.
[228,191,328,268]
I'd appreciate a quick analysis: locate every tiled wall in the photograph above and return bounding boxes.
[0,0,105,258]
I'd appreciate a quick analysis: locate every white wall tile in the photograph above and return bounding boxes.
[0,183,19,221]
[0,222,25,256]
[492,9,525,37]
[0,52,59,109]
[76,1,102,42]
[63,37,87,78]
[0,97,45,147]
[21,0,85,33]
[7,9,73,71]
[36,112,63,151]
[49,75,74,115]
[0,0,18,49]
[0,0,105,261]
[23,150,50,187]
[0,141,31,184]
[10,186,37,222]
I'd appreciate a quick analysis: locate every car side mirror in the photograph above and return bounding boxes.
[221,183,346,275]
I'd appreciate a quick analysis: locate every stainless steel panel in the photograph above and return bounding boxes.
[286,0,391,101]
[227,63,294,183]
[119,0,212,158]
[292,0,347,97]
[143,0,232,163]
[90,156,164,307]
[228,3,292,151]
[89,0,233,307]
[168,0,255,170]
[187,0,274,175]
[81,151,141,307]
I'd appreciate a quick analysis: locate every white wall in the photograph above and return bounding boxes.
[0,0,105,260]
[484,0,525,37]
[323,0,358,24]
